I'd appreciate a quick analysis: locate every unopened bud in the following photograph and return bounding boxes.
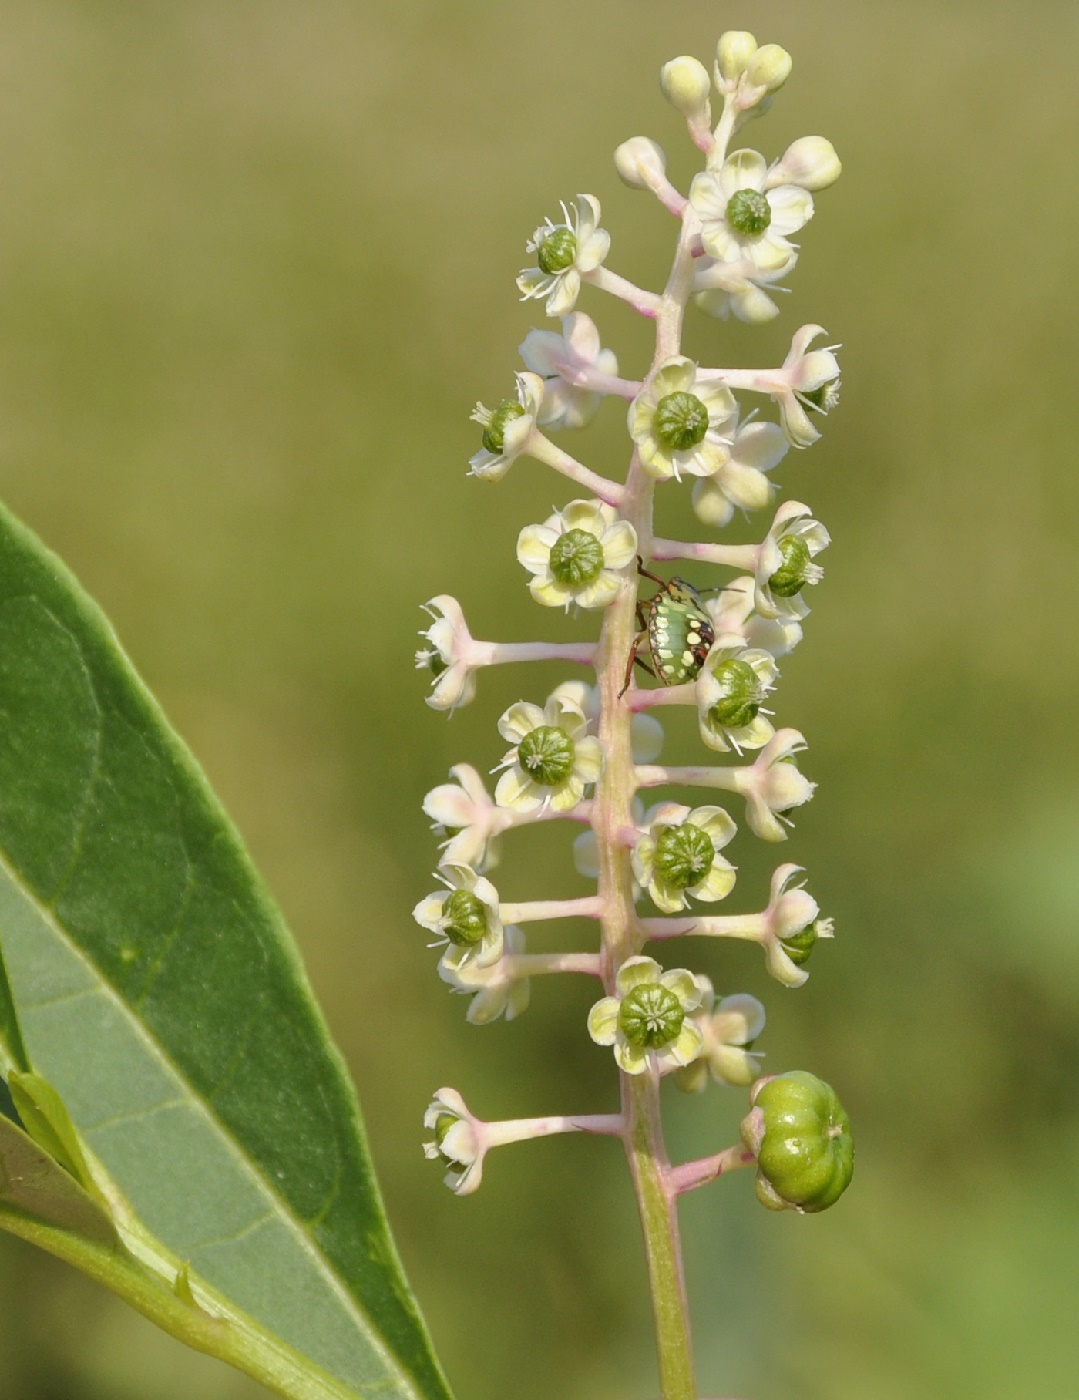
[769,136,842,192]
[660,56,712,124]
[614,137,668,192]
[746,44,793,94]
[716,30,758,84]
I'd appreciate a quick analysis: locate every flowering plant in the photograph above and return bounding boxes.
[0,26,854,1400]
[417,30,854,1399]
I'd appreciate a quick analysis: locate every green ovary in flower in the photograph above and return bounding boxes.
[743,1071,853,1213]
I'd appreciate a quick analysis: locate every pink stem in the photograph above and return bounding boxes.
[499,896,604,924]
[667,1146,756,1196]
[527,431,627,507]
[583,265,663,318]
[489,641,598,667]
[652,538,759,570]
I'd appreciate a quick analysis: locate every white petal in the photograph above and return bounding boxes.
[587,997,620,1044]
[720,149,768,195]
[616,956,662,994]
[600,520,639,570]
[498,701,544,744]
[494,767,544,812]
[574,573,622,610]
[767,185,814,236]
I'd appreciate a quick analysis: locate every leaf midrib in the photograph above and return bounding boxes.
[0,839,421,1400]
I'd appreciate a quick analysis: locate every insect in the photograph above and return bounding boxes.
[620,560,715,696]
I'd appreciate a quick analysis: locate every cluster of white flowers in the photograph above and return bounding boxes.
[416,29,848,1290]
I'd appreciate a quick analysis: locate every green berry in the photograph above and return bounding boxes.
[743,1071,854,1213]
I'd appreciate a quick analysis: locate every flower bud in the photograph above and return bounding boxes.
[746,44,793,94]
[769,136,842,192]
[614,136,668,192]
[741,1071,853,1213]
[716,30,758,84]
[660,56,712,125]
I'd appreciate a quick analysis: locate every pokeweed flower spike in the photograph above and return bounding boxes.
[414,29,854,1397]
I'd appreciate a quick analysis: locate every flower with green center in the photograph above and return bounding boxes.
[519,312,619,432]
[675,979,767,1091]
[740,1071,854,1212]
[693,253,796,325]
[690,148,814,275]
[439,925,530,1025]
[469,372,544,481]
[587,956,707,1075]
[628,357,738,481]
[415,595,489,712]
[516,194,611,317]
[759,863,834,988]
[517,498,637,610]
[755,500,830,621]
[690,417,789,527]
[494,689,603,813]
[731,728,815,842]
[771,324,842,448]
[423,1088,485,1195]
[413,861,503,972]
[632,802,737,914]
[423,763,504,873]
[706,576,803,659]
[695,638,778,753]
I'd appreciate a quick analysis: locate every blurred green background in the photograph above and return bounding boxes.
[0,1,1075,1397]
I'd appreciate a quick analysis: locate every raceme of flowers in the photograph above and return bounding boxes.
[416,27,853,1340]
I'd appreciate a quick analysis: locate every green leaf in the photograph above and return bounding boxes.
[0,501,454,1400]
[0,1104,120,1248]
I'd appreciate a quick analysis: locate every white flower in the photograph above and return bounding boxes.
[516,195,610,317]
[519,312,618,431]
[693,255,795,324]
[439,925,530,1025]
[632,802,737,914]
[628,357,738,482]
[772,325,841,448]
[706,576,802,658]
[760,864,835,988]
[690,149,813,274]
[469,372,544,481]
[690,417,789,527]
[415,595,490,712]
[732,729,815,842]
[413,862,503,971]
[517,498,637,610]
[423,763,503,872]
[755,500,830,621]
[695,637,777,753]
[587,956,707,1075]
[676,978,767,1090]
[423,1088,486,1195]
[494,690,603,813]
[766,137,841,193]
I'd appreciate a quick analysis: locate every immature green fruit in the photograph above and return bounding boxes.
[768,535,813,598]
[536,226,577,275]
[440,890,488,948]
[726,189,771,237]
[517,724,575,786]
[482,399,527,454]
[741,1071,853,1213]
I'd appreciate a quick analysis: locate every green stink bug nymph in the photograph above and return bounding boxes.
[621,560,715,695]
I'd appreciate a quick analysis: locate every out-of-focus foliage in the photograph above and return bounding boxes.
[0,2,1074,1398]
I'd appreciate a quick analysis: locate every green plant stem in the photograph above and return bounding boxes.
[593,206,703,1399]
[0,1209,361,1400]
